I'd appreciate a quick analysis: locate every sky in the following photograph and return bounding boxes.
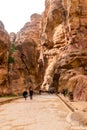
[0,0,45,33]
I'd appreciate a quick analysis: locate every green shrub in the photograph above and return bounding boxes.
[63,88,68,96]
[10,44,16,54]
[8,56,14,63]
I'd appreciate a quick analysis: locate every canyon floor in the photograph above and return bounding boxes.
[0,94,87,130]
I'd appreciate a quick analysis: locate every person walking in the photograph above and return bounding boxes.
[23,90,28,100]
[29,87,33,100]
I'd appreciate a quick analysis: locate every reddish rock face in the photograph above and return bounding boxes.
[16,13,41,47]
[0,21,10,95]
[40,0,87,100]
[8,39,38,94]
[67,75,87,101]
[41,0,87,48]
[8,14,42,94]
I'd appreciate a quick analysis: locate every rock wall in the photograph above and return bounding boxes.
[40,0,87,101]
[16,13,41,46]
[8,13,42,94]
[0,21,10,95]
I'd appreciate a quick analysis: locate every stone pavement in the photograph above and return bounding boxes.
[0,94,71,130]
[0,94,87,130]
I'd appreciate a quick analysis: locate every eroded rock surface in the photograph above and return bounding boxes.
[0,21,10,95]
[8,13,42,94]
[40,0,87,101]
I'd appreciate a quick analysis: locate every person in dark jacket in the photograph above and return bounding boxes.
[29,87,33,100]
[23,90,28,100]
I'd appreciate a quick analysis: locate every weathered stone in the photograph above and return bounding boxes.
[16,13,41,46]
[8,39,38,94]
[8,13,42,94]
[67,75,87,101]
[39,0,87,101]
[0,21,10,95]
[71,111,87,126]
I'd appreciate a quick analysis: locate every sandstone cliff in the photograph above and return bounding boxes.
[40,0,87,101]
[0,21,10,95]
[8,13,42,94]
